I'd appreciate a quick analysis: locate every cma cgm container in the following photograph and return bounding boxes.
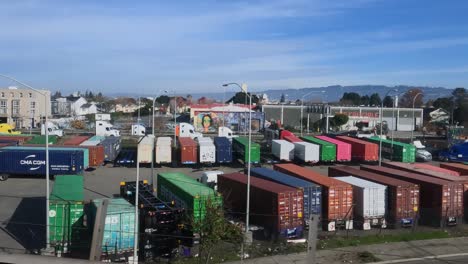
[214,137,232,163]
[293,142,320,163]
[62,136,91,146]
[329,166,419,228]
[101,137,121,163]
[440,163,468,175]
[10,146,89,169]
[138,136,154,164]
[157,172,222,225]
[367,137,415,163]
[218,173,304,238]
[89,198,136,262]
[0,148,84,181]
[198,138,216,164]
[272,140,295,161]
[232,137,261,164]
[360,165,464,227]
[178,137,197,164]
[250,167,321,221]
[336,136,379,162]
[273,164,353,231]
[300,136,336,162]
[49,175,85,254]
[155,137,172,164]
[35,144,103,167]
[316,136,351,162]
[332,176,386,230]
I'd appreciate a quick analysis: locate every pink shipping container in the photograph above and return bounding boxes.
[316,136,351,162]
[413,163,460,176]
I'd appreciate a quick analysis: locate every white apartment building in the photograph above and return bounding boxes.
[0,87,51,128]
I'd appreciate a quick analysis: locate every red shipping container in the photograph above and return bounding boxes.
[336,136,379,162]
[0,135,33,145]
[440,163,468,176]
[360,165,464,227]
[284,136,302,143]
[382,162,462,180]
[178,137,197,164]
[413,163,460,176]
[316,136,351,162]
[61,136,91,146]
[328,166,420,228]
[273,163,353,231]
[279,130,295,139]
[218,172,304,238]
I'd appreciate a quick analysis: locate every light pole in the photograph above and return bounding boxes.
[0,74,50,248]
[223,83,252,241]
[151,90,168,189]
[411,92,423,142]
[379,89,398,166]
[300,90,325,136]
[173,91,177,148]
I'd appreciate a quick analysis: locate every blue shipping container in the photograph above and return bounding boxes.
[214,137,232,163]
[0,148,84,176]
[250,167,322,221]
[4,146,89,169]
[101,137,121,162]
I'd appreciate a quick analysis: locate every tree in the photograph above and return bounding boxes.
[383,96,393,107]
[369,93,382,106]
[332,113,349,130]
[280,93,286,103]
[226,92,259,105]
[340,92,361,105]
[432,97,452,110]
[156,95,170,104]
[399,89,424,108]
[52,91,62,99]
[360,95,370,106]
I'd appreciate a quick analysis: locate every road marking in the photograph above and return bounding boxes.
[372,252,468,263]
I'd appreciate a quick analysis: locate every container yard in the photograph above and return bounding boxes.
[300,136,336,162]
[336,136,379,162]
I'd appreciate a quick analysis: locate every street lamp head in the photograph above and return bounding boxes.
[222,84,229,87]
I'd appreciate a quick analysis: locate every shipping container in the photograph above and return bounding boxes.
[157,172,222,226]
[89,198,136,261]
[284,136,302,143]
[214,137,232,163]
[101,137,121,163]
[79,140,100,146]
[382,162,462,180]
[0,148,84,181]
[0,135,34,144]
[300,136,336,162]
[138,136,154,164]
[413,163,460,176]
[272,140,295,161]
[26,135,58,145]
[198,138,216,164]
[0,139,20,146]
[87,135,106,142]
[332,176,386,230]
[49,175,85,254]
[232,137,261,164]
[279,130,295,139]
[62,136,91,146]
[440,163,468,175]
[218,172,304,238]
[115,149,136,167]
[360,165,464,227]
[293,142,320,163]
[328,166,419,228]
[367,137,416,163]
[26,144,104,167]
[6,146,89,169]
[155,137,172,164]
[336,136,379,162]
[316,136,352,162]
[178,137,198,164]
[273,164,353,231]
[250,167,321,222]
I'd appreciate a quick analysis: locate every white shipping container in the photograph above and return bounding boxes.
[293,142,319,163]
[138,136,155,164]
[197,137,213,144]
[80,140,100,146]
[155,137,172,164]
[272,140,295,161]
[334,176,386,230]
[199,141,216,163]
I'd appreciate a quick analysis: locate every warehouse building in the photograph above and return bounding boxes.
[0,86,51,128]
[262,104,423,132]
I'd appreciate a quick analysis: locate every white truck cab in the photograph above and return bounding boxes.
[176,122,203,139]
[218,127,238,139]
[131,124,146,136]
[41,121,64,137]
[95,113,120,137]
[198,170,224,190]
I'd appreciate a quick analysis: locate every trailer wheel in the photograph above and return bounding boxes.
[0,174,8,181]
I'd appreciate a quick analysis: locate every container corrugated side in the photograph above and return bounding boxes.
[316,136,352,162]
[101,137,121,162]
[232,137,261,163]
[179,137,197,164]
[9,146,90,169]
[138,136,154,164]
[62,136,91,146]
[367,137,416,163]
[440,163,468,175]
[336,136,379,162]
[26,135,58,145]
[156,137,172,164]
[199,141,216,163]
[293,142,319,163]
[49,200,85,253]
[413,163,460,176]
[272,140,295,161]
[214,137,232,163]
[300,136,336,162]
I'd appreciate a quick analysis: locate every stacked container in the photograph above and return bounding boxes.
[232,137,261,164]
[250,167,321,222]
[336,136,379,162]
[0,135,33,144]
[440,163,468,175]
[293,142,320,163]
[300,136,336,162]
[197,138,216,164]
[62,136,91,146]
[367,137,416,163]
[273,164,353,231]
[213,137,232,164]
[316,136,352,162]
[26,135,58,145]
[272,140,295,161]
[138,136,154,164]
[413,163,460,176]
[155,137,172,164]
[332,176,386,230]
[329,166,419,228]
[218,172,304,238]
[360,165,464,227]
[178,137,197,164]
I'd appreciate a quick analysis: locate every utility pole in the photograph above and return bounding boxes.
[307,214,319,264]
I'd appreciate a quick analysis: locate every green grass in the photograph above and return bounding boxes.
[358,251,381,263]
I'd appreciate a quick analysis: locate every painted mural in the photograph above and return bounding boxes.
[193,111,265,133]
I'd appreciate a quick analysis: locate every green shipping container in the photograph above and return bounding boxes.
[232,137,261,164]
[300,136,336,162]
[5,146,89,169]
[367,137,416,163]
[157,172,223,226]
[26,135,58,145]
[49,175,85,253]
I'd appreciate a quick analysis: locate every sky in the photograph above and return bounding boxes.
[1,0,468,95]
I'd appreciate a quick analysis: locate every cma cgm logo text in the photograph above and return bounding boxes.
[20,155,46,171]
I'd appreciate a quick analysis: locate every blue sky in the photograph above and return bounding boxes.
[1,0,468,94]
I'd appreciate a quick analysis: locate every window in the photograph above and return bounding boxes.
[12,100,20,115]
[10,92,14,98]
[20,92,23,98]
[0,100,6,114]
[1,92,4,97]
[30,101,36,109]
[29,93,32,98]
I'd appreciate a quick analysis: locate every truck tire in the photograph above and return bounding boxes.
[0,174,8,181]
